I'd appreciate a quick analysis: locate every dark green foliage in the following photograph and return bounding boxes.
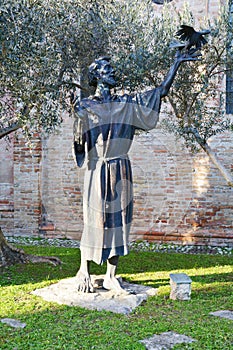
[1,0,232,151]
[161,7,233,152]
[0,0,109,137]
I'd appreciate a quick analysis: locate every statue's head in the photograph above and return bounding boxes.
[88,56,116,88]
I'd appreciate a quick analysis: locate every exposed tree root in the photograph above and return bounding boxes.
[0,228,61,267]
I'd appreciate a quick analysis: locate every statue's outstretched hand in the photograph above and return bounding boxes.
[175,49,202,63]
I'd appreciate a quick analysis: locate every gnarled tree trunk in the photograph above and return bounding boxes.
[182,127,233,187]
[0,227,61,267]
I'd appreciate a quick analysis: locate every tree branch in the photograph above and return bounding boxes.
[167,95,180,118]
[0,122,21,139]
[184,127,233,187]
[202,142,233,187]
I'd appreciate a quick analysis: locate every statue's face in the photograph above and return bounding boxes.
[97,60,116,88]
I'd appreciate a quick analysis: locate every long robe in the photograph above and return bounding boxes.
[73,88,162,264]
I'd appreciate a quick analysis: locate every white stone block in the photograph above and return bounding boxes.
[169,273,192,300]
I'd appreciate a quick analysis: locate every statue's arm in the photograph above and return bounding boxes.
[159,51,200,98]
[159,59,181,97]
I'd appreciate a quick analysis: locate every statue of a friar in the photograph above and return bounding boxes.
[73,48,199,293]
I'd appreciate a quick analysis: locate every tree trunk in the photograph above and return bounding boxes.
[200,142,233,187]
[184,127,233,187]
[0,227,61,267]
[0,123,21,139]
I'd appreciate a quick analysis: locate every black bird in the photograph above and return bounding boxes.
[176,25,210,52]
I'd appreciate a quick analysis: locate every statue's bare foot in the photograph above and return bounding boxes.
[76,270,95,293]
[103,276,128,294]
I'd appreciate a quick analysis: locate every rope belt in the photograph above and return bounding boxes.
[89,154,129,162]
[87,154,129,228]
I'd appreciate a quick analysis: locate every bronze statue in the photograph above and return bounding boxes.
[73,48,200,293]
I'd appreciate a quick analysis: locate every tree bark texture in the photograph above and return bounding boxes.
[184,127,233,187]
[0,227,61,267]
[201,142,233,187]
[0,123,21,139]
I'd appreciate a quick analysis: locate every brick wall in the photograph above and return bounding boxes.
[13,134,42,236]
[0,0,232,246]
[0,138,14,233]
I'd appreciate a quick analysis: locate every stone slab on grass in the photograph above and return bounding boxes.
[209,310,233,320]
[32,275,157,315]
[140,331,196,350]
[1,318,26,329]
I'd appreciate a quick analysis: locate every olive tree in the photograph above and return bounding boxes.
[0,0,108,266]
[161,6,233,186]
[106,1,233,184]
[99,1,233,185]
[0,0,107,139]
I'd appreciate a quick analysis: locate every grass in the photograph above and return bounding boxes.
[0,246,232,349]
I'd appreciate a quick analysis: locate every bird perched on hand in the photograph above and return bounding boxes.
[176,25,210,52]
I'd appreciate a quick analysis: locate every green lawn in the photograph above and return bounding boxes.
[0,246,232,349]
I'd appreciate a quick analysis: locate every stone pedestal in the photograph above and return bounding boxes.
[169,273,192,300]
[32,275,157,314]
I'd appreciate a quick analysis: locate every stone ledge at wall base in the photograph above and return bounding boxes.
[38,225,83,240]
[5,236,233,255]
[169,273,192,300]
[140,229,233,247]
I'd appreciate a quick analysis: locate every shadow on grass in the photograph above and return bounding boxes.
[0,246,232,289]
[126,272,233,290]
[0,303,133,350]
